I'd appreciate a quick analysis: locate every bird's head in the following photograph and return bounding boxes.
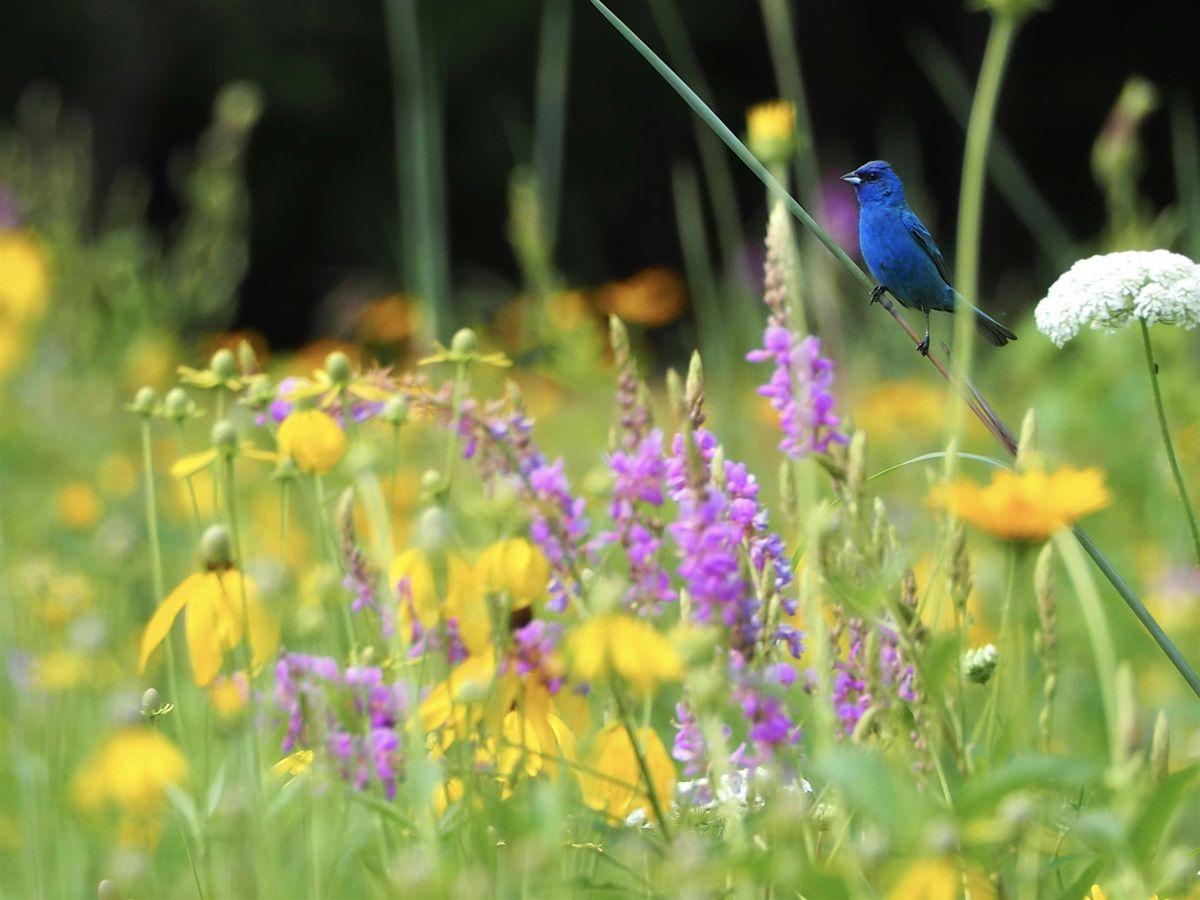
[840,160,905,206]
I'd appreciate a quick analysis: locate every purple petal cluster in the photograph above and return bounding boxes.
[511,620,565,693]
[594,428,675,615]
[275,652,409,798]
[747,326,847,459]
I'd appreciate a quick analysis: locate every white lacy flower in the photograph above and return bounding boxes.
[1035,250,1200,347]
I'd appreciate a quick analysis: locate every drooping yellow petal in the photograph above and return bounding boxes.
[185,574,225,686]
[171,449,217,481]
[139,573,201,673]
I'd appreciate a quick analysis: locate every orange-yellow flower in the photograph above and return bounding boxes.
[569,614,682,694]
[0,229,49,324]
[887,857,994,900]
[277,409,346,474]
[71,726,188,846]
[933,466,1111,542]
[746,99,796,164]
[597,268,687,327]
[578,722,675,824]
[57,482,102,531]
[477,538,550,607]
[139,566,278,686]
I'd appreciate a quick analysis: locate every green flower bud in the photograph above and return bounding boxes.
[201,524,233,567]
[382,395,409,426]
[415,506,452,554]
[420,468,445,498]
[163,387,195,422]
[97,879,119,900]
[211,348,237,382]
[685,351,704,413]
[212,419,239,457]
[132,386,158,418]
[245,378,275,410]
[963,644,999,684]
[141,688,161,715]
[215,81,264,132]
[450,327,478,356]
[325,350,352,386]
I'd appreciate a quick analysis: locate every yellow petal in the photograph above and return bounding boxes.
[138,575,197,673]
[185,574,225,686]
[170,449,217,481]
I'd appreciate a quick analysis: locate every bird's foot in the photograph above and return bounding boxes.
[916,335,930,356]
[870,284,889,305]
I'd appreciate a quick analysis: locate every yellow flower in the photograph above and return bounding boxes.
[597,268,687,327]
[1085,887,1108,900]
[37,572,94,627]
[30,649,90,692]
[432,777,464,817]
[357,294,418,344]
[933,466,1111,542]
[57,481,102,531]
[209,672,250,720]
[72,726,188,846]
[579,722,675,824]
[272,749,314,779]
[0,229,50,324]
[477,538,550,607]
[277,409,346,474]
[139,566,278,686]
[746,100,796,164]
[391,549,488,653]
[887,857,994,900]
[493,680,580,793]
[569,615,682,694]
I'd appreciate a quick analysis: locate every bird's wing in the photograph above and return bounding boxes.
[901,209,952,287]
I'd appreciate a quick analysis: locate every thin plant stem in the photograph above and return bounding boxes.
[589,0,1200,701]
[1140,318,1200,570]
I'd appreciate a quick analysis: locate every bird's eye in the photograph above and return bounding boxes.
[864,171,877,181]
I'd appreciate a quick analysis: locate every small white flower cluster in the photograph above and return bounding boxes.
[671,766,813,816]
[1035,250,1200,347]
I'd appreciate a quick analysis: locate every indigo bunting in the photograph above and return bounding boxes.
[841,160,1017,354]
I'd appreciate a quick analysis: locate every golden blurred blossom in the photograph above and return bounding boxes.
[209,672,250,720]
[578,722,675,825]
[72,726,188,846]
[139,566,278,686]
[206,329,269,367]
[277,409,347,474]
[597,268,687,327]
[272,749,314,779]
[477,538,550,607]
[569,614,682,694]
[357,294,418,344]
[886,857,994,900]
[391,549,488,654]
[746,100,796,164]
[57,481,102,531]
[0,229,49,323]
[933,467,1111,542]
[30,649,90,692]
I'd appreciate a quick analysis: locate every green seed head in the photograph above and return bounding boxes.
[211,348,238,382]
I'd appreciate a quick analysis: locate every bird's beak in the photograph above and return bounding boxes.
[840,171,862,186]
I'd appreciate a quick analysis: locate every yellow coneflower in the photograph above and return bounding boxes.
[477,537,550,607]
[578,722,675,825]
[934,466,1111,542]
[746,99,797,165]
[569,614,682,694]
[390,548,488,653]
[277,409,346,475]
[886,856,995,900]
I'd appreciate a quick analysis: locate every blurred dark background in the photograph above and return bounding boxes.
[2,0,1196,348]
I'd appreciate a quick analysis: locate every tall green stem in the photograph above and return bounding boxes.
[1140,318,1200,570]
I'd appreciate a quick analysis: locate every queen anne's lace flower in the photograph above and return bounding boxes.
[1035,250,1200,347]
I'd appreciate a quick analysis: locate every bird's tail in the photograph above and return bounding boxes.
[973,307,1017,347]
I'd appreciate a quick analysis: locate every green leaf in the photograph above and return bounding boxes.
[957,755,1103,816]
[1130,764,1200,862]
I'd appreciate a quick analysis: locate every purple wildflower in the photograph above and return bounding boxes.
[747,328,847,458]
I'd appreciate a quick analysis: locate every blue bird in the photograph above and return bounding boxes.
[841,160,1016,355]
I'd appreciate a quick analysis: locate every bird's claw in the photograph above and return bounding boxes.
[870,284,888,305]
[916,335,930,356]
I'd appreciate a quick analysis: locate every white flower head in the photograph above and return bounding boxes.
[1035,250,1200,347]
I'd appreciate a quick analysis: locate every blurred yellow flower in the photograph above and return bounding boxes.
[139,566,278,686]
[209,672,250,720]
[855,379,973,444]
[37,572,93,627]
[121,333,180,392]
[1084,887,1107,900]
[97,452,138,498]
[30,649,90,692]
[0,229,49,323]
[357,294,418,344]
[597,268,687,327]
[887,857,994,900]
[272,749,314,779]
[391,549,488,653]
[934,467,1111,542]
[432,777,464,817]
[277,409,347,474]
[477,538,550,607]
[747,99,796,145]
[491,681,580,794]
[569,615,682,694]
[72,726,188,846]
[579,722,675,825]
[58,481,102,531]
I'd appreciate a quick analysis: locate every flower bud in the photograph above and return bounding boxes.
[450,327,478,357]
[131,386,158,418]
[211,348,237,382]
[201,524,233,567]
[420,468,445,498]
[382,395,409,426]
[325,350,352,386]
[415,506,452,554]
[245,378,275,410]
[1151,709,1170,782]
[97,879,119,900]
[212,419,239,457]
[665,368,684,420]
[140,688,161,715]
[963,644,999,684]
[237,339,259,375]
[685,351,704,413]
[163,387,195,422]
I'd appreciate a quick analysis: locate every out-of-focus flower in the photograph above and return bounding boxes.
[579,722,675,825]
[491,685,579,794]
[963,644,999,685]
[206,330,269,367]
[420,327,512,368]
[170,422,277,481]
[97,453,138,499]
[477,538,550,607]
[209,672,250,720]
[72,726,188,846]
[58,482,102,531]
[272,749,314,779]
[357,294,418,344]
[390,549,488,656]
[569,615,682,694]
[30,649,90,692]
[139,562,278,687]
[854,379,968,446]
[178,348,243,392]
[286,350,394,420]
[277,409,347,474]
[432,777,464,817]
[746,100,797,166]
[596,268,687,327]
[886,857,995,900]
[934,467,1111,542]
[0,228,49,323]
[1035,250,1200,347]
